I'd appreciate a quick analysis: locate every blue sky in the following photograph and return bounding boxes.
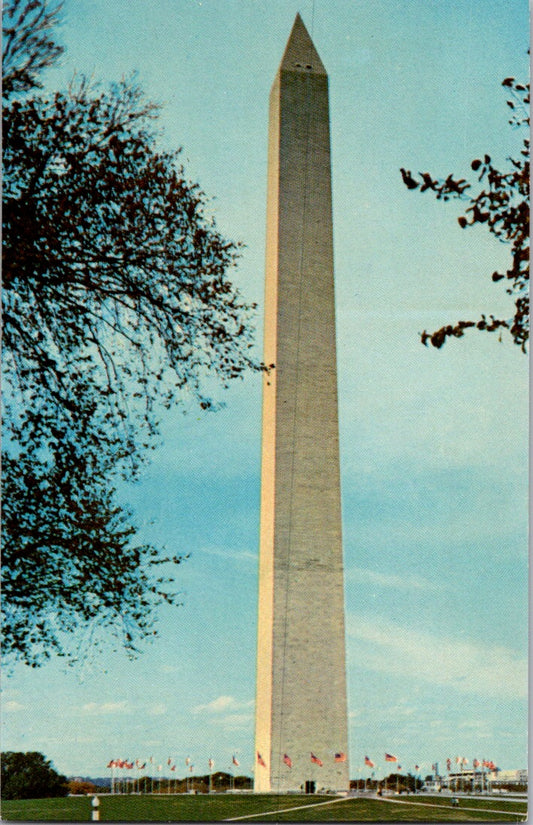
[2,0,529,781]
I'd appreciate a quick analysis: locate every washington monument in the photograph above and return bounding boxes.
[254,15,349,793]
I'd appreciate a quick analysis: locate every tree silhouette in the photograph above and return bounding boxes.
[401,77,529,352]
[2,0,265,666]
[1,751,68,800]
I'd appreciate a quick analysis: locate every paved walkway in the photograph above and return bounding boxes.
[377,795,527,819]
[224,795,352,821]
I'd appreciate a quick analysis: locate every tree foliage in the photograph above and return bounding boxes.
[2,0,64,96]
[401,77,529,351]
[67,779,105,795]
[2,0,264,667]
[1,751,68,800]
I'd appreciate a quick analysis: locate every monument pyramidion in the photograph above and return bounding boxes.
[254,14,350,794]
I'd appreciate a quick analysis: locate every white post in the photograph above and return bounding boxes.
[91,796,100,821]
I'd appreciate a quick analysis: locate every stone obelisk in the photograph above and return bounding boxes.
[254,15,349,793]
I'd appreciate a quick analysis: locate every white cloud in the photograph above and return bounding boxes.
[200,546,257,563]
[3,700,25,712]
[346,566,442,591]
[194,695,236,713]
[81,701,130,715]
[191,695,254,730]
[193,695,253,714]
[148,703,167,716]
[214,712,254,729]
[346,615,527,699]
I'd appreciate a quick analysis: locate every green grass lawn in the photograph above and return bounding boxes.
[1,793,527,822]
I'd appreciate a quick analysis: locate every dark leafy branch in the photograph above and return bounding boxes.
[401,77,529,352]
[2,0,268,667]
[2,0,64,97]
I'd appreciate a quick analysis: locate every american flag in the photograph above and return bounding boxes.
[364,756,375,768]
[334,752,347,763]
[385,753,397,762]
[257,752,266,768]
[232,755,240,767]
[310,753,323,767]
[283,754,293,768]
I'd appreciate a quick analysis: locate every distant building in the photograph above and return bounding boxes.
[442,768,527,792]
[423,778,442,792]
[491,769,527,787]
